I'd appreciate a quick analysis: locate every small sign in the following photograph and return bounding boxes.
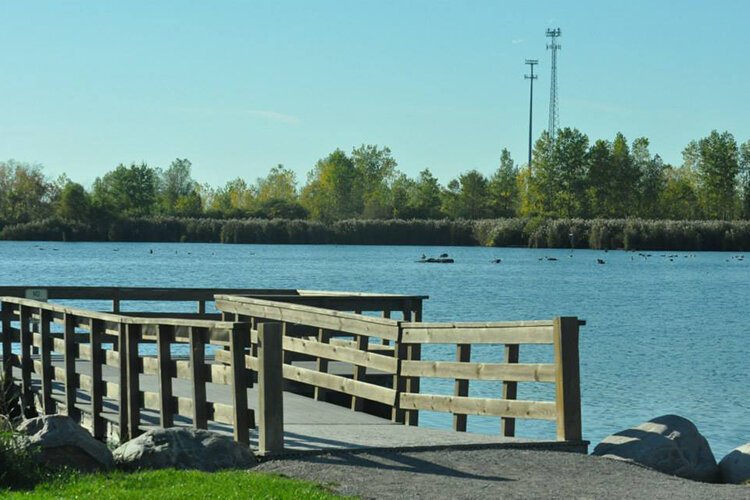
[25,288,48,302]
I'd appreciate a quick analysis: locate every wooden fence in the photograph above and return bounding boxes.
[0,296,271,448]
[1,286,584,452]
[214,295,584,441]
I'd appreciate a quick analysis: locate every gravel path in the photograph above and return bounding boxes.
[256,448,748,499]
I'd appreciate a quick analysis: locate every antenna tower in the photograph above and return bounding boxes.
[524,59,538,171]
[546,28,561,140]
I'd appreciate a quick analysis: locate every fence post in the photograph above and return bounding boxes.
[126,324,142,439]
[501,344,519,437]
[117,322,129,441]
[258,321,284,456]
[63,313,80,422]
[39,308,55,414]
[391,321,407,424]
[553,316,582,442]
[1,301,12,370]
[19,306,34,417]
[157,324,174,428]
[453,343,471,432]
[189,326,208,429]
[229,322,250,444]
[90,319,105,439]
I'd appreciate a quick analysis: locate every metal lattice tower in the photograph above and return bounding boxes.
[546,28,561,140]
[524,59,538,171]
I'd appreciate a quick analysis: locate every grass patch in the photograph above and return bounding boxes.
[4,469,344,499]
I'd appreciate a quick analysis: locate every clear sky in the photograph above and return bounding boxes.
[1,0,748,187]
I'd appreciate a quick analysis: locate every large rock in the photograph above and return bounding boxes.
[16,415,114,472]
[113,427,256,471]
[592,414,718,482]
[719,443,750,484]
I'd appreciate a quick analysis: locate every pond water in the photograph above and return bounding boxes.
[1,241,747,458]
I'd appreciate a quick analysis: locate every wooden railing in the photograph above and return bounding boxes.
[214,295,584,442]
[0,296,270,449]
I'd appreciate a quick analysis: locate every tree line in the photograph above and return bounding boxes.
[1,129,749,236]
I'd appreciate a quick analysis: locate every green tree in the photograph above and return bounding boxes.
[411,169,444,219]
[56,182,91,221]
[448,170,491,219]
[638,154,666,219]
[552,128,589,217]
[256,164,298,203]
[92,163,158,217]
[301,149,359,222]
[351,145,397,219]
[661,165,702,220]
[205,178,256,217]
[527,131,556,216]
[692,130,740,219]
[158,158,196,215]
[488,149,519,217]
[0,160,53,225]
[585,139,613,217]
[737,139,750,218]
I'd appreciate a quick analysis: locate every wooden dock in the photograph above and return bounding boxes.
[0,287,587,456]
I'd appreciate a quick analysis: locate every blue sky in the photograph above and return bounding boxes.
[1,1,748,187]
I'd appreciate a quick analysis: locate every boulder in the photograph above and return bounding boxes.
[16,415,114,472]
[719,443,750,485]
[592,414,718,482]
[113,427,256,472]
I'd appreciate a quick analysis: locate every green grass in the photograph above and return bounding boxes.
[4,469,344,499]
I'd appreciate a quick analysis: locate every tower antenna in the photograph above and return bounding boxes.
[524,59,538,171]
[546,27,562,140]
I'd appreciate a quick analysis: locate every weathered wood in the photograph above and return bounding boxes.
[189,326,208,429]
[38,309,55,414]
[554,317,582,442]
[350,332,368,411]
[399,394,557,420]
[314,328,330,401]
[63,313,80,421]
[89,319,105,439]
[229,323,251,444]
[501,344,520,437]
[283,337,397,373]
[19,306,33,416]
[126,323,142,438]
[400,360,555,382]
[1,302,12,369]
[117,322,128,440]
[258,322,284,455]
[453,344,471,432]
[401,325,555,345]
[404,304,421,426]
[157,325,175,428]
[215,296,400,340]
[283,363,397,406]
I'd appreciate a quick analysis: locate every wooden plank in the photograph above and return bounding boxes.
[554,316,582,442]
[126,324,142,438]
[399,394,557,420]
[401,320,554,329]
[39,308,55,414]
[502,344,520,437]
[157,324,175,428]
[283,363,397,406]
[117,323,128,440]
[229,323,251,444]
[1,302,12,369]
[282,337,397,373]
[90,319,105,439]
[314,328,329,401]
[400,360,555,382]
[404,305,420,426]
[215,296,400,340]
[350,308,367,412]
[258,322,284,455]
[453,344,471,432]
[19,306,33,415]
[401,325,554,345]
[63,313,80,421]
[190,326,208,429]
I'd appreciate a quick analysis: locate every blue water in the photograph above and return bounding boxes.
[1,241,747,458]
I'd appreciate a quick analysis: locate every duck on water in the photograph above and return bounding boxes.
[417,253,454,263]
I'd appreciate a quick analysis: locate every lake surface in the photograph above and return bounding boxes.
[1,241,747,458]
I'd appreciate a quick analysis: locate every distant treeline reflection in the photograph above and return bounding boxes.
[3,217,749,251]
